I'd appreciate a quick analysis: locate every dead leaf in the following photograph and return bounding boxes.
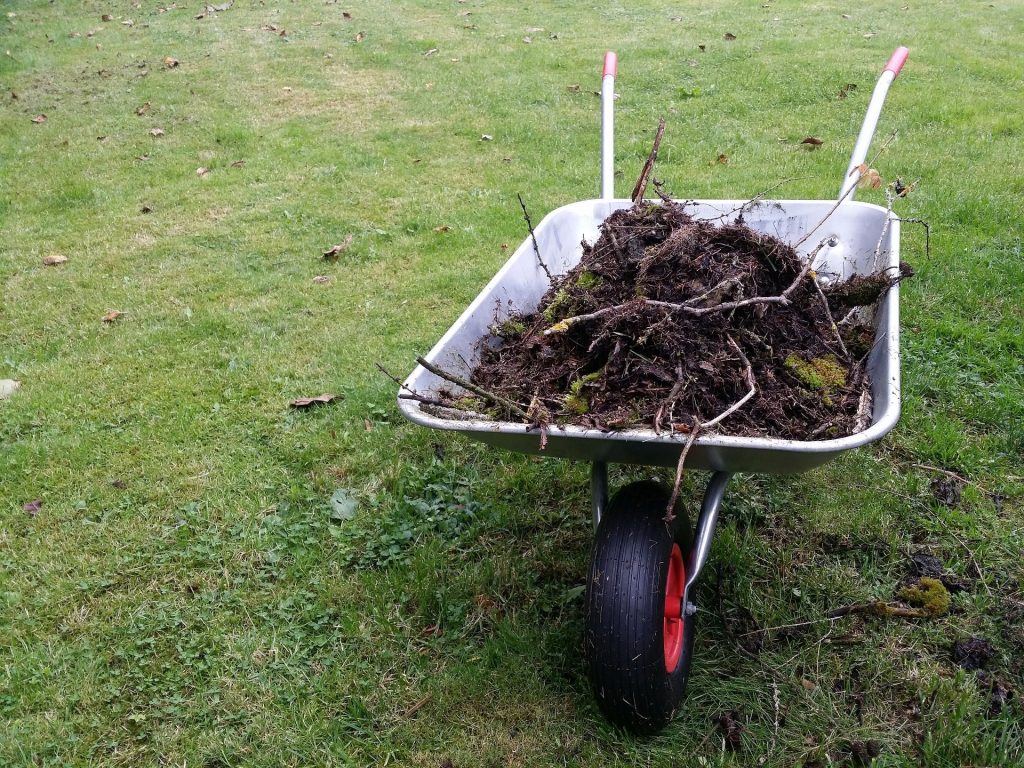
[800,678,817,690]
[163,56,179,68]
[121,19,134,26]
[423,48,438,57]
[566,84,580,92]
[363,418,373,431]
[863,32,876,39]
[723,32,737,40]
[323,234,354,260]
[31,114,47,124]
[230,159,245,168]
[838,83,857,98]
[10,91,17,100]
[111,479,128,489]
[196,167,210,177]
[141,204,153,213]
[261,24,278,31]
[522,36,532,44]
[290,394,342,409]
[102,14,113,21]
[858,167,882,188]
[102,310,123,323]
[0,379,20,399]
[312,275,331,284]
[149,127,164,137]
[23,499,42,516]
[355,31,364,42]
[801,136,824,146]
[195,12,205,19]
[698,44,706,52]
[432,225,451,233]
[717,153,729,164]
[342,11,352,19]
[480,134,493,141]
[841,14,851,19]
[43,254,68,266]
[136,101,151,115]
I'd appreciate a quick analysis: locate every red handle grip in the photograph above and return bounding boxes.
[602,51,617,78]
[884,46,909,78]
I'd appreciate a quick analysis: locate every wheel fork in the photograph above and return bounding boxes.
[590,462,732,615]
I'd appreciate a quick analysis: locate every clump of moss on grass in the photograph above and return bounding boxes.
[897,577,951,617]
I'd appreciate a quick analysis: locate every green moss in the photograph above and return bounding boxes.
[490,319,526,338]
[785,354,848,405]
[897,577,951,617]
[574,270,602,290]
[563,392,589,415]
[563,371,603,415]
[542,290,575,322]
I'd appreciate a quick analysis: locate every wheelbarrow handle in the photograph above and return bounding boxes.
[839,46,909,203]
[601,51,617,200]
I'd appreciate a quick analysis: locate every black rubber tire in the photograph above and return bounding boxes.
[585,480,695,733]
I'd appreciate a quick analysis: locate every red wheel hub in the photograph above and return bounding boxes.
[663,543,686,672]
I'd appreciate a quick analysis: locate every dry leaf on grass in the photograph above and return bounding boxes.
[0,379,21,399]
[102,14,113,21]
[355,31,364,42]
[136,101,151,115]
[312,275,330,284]
[480,134,493,141]
[163,56,179,68]
[31,114,47,123]
[342,12,352,20]
[102,310,123,323]
[150,127,164,137]
[290,394,342,409]
[854,163,882,188]
[323,234,354,260]
[196,167,210,177]
[23,499,42,516]
[432,225,450,233]
[801,136,824,146]
[716,153,729,164]
[723,32,737,40]
[43,254,68,266]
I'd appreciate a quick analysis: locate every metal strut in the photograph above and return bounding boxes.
[682,471,733,614]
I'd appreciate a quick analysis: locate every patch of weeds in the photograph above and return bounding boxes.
[335,460,485,569]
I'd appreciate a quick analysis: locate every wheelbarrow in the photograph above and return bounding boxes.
[398,47,909,733]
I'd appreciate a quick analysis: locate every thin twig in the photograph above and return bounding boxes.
[415,356,531,421]
[631,118,666,203]
[811,277,848,356]
[791,182,858,249]
[737,615,842,637]
[948,529,993,597]
[544,254,818,336]
[517,193,554,284]
[665,337,756,520]
[403,692,433,718]
[665,421,700,522]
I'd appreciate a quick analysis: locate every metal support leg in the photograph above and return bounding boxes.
[590,461,608,530]
[682,471,732,614]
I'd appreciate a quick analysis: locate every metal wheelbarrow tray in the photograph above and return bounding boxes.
[397,48,910,733]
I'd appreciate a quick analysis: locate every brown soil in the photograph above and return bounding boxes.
[465,199,909,440]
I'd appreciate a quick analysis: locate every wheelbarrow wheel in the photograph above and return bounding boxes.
[585,480,695,733]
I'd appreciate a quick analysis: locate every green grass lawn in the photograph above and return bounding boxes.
[2,0,1023,765]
